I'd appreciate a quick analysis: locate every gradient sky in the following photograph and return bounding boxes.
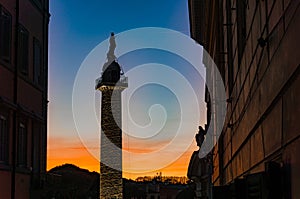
[48,0,206,179]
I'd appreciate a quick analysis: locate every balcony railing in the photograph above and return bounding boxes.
[95,75,128,89]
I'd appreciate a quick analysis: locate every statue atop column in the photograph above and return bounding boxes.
[96,32,127,89]
[101,32,121,84]
[96,32,128,199]
[102,32,117,72]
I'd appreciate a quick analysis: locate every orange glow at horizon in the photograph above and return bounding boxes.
[47,136,198,179]
[47,137,100,172]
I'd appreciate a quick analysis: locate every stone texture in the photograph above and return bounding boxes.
[283,72,300,143]
[283,138,300,198]
[241,140,250,173]
[223,144,231,168]
[250,126,264,167]
[100,87,126,199]
[262,99,282,157]
[268,18,285,60]
[224,163,233,184]
[268,0,283,32]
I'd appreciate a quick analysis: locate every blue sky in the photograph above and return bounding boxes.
[48,0,206,176]
[49,0,191,133]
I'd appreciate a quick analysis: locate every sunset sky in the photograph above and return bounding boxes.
[48,0,206,179]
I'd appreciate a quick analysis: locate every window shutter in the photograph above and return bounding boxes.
[33,39,42,85]
[18,26,29,75]
[0,7,12,62]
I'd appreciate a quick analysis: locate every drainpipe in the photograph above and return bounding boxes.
[42,0,50,186]
[11,0,19,198]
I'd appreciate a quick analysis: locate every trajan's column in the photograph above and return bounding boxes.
[95,33,128,198]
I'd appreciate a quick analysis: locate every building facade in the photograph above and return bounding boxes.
[189,0,300,198]
[0,0,49,198]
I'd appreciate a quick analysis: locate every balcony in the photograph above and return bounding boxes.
[95,75,128,90]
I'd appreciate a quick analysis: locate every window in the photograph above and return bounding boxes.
[18,25,29,75]
[33,38,43,85]
[0,115,9,163]
[17,123,27,167]
[0,6,12,62]
[32,124,41,173]
[236,0,247,66]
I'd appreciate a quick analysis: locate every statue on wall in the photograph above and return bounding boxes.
[185,126,211,199]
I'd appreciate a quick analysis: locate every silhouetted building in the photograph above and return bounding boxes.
[189,0,300,198]
[0,0,49,198]
[124,179,186,199]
